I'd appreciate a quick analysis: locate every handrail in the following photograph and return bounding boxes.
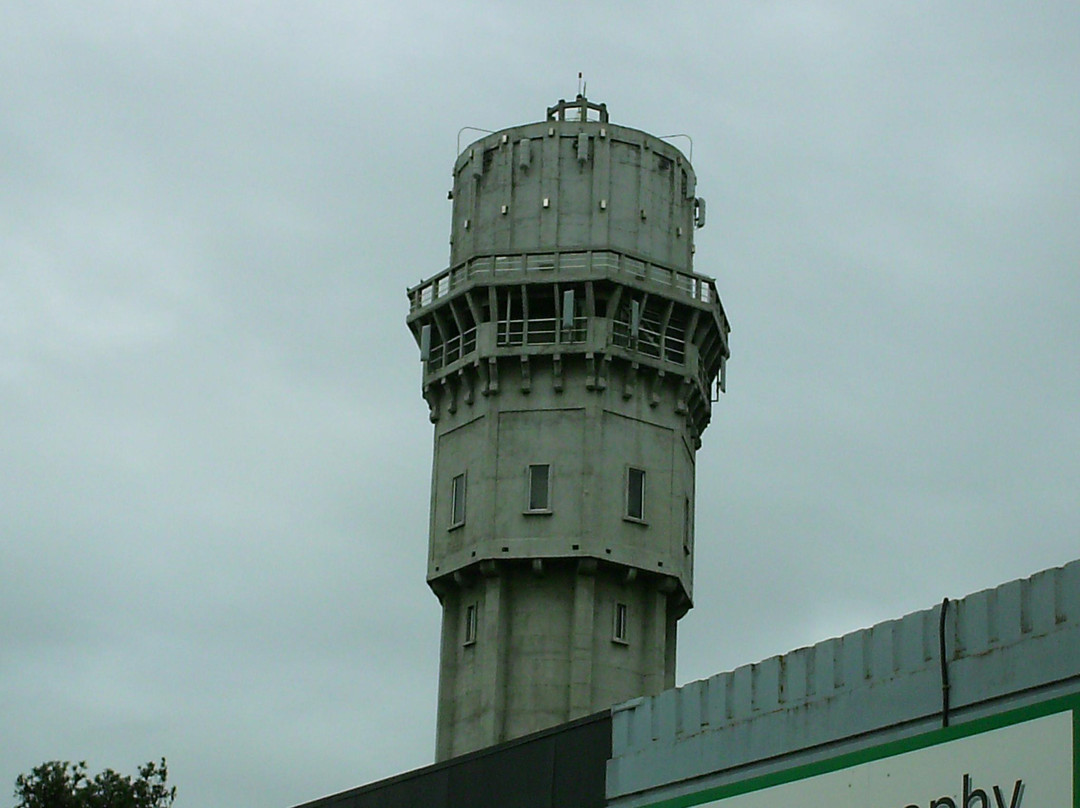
[457,126,494,156]
[426,327,478,372]
[658,133,693,162]
[408,250,719,314]
[496,316,588,348]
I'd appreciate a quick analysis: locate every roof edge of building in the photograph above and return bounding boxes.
[608,557,1080,801]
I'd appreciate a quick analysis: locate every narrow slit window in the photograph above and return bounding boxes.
[613,602,629,644]
[450,472,467,528]
[526,464,551,512]
[626,467,646,521]
[683,496,693,555]
[464,603,478,646]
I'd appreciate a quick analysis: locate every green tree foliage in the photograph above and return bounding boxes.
[13,759,175,808]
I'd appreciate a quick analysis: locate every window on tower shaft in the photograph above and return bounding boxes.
[613,602,629,644]
[683,495,693,556]
[464,603,478,646]
[526,464,551,513]
[450,472,466,528]
[625,467,646,522]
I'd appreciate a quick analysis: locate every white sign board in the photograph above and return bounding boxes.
[657,700,1075,808]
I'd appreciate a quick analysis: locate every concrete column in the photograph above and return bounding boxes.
[636,141,651,256]
[569,561,597,716]
[477,567,508,747]
[495,140,513,253]
[590,131,611,246]
[643,588,668,696]
[434,591,459,761]
[665,608,677,690]
[540,128,559,245]
[580,395,603,548]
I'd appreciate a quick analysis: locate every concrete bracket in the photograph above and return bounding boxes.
[459,368,474,405]
[675,378,690,414]
[552,354,564,392]
[520,355,531,393]
[578,558,598,576]
[576,132,590,164]
[531,558,544,576]
[623,362,638,400]
[479,560,499,578]
[650,369,664,408]
[476,359,491,397]
[442,376,458,415]
[487,356,499,395]
[598,354,611,390]
[688,417,702,450]
[424,383,441,423]
[585,352,596,390]
[428,577,450,603]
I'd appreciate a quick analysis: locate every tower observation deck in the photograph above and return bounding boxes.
[406,96,730,761]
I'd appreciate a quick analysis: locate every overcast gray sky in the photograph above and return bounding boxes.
[2,3,1077,807]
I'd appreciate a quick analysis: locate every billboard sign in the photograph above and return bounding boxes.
[646,695,1076,808]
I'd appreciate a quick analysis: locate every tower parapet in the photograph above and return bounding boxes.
[407,97,730,760]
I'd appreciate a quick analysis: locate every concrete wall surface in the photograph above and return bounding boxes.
[606,558,1080,806]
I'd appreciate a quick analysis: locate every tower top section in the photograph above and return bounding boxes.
[448,95,704,276]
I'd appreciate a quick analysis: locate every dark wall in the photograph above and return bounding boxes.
[292,711,611,808]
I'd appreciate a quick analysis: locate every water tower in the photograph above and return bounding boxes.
[406,96,730,760]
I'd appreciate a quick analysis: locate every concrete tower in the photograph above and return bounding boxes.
[406,96,730,761]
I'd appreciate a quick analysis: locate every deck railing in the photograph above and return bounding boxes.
[409,250,717,313]
[495,316,588,348]
[426,326,478,372]
[611,318,687,365]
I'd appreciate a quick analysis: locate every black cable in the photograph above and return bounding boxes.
[939,597,951,728]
